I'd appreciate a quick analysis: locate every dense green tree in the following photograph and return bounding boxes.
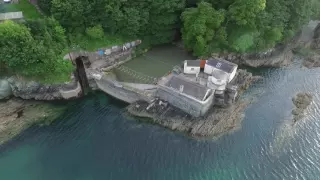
[311,0,320,19]
[144,0,185,45]
[0,20,73,83]
[51,0,91,32]
[25,18,67,54]
[38,0,52,15]
[228,0,266,26]
[182,0,313,55]
[287,0,311,31]
[39,0,315,56]
[181,2,224,56]
[86,25,104,39]
[47,0,184,46]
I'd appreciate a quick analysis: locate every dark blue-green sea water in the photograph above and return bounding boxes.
[1,59,320,180]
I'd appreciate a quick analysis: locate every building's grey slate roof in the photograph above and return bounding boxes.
[206,58,237,73]
[186,60,201,67]
[165,75,208,101]
[0,12,23,21]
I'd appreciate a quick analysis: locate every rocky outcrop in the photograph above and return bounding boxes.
[0,98,66,145]
[128,99,249,138]
[292,92,313,123]
[127,69,259,138]
[303,55,320,68]
[0,79,12,99]
[213,46,293,68]
[230,69,260,91]
[6,77,81,100]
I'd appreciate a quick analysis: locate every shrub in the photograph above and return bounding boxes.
[86,25,104,39]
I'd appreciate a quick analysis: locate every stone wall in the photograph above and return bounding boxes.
[157,86,214,117]
[66,40,141,64]
[96,77,151,104]
[4,77,82,100]
[60,82,82,99]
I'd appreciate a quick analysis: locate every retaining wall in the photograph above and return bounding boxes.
[96,77,153,104]
[60,82,81,99]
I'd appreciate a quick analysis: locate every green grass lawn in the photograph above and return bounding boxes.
[3,0,41,19]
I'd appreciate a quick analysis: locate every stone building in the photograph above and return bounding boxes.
[157,75,215,117]
[155,58,239,117]
[204,58,238,83]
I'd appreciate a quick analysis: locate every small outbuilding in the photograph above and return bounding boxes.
[183,60,201,74]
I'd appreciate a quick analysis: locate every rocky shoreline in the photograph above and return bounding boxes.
[1,20,319,142]
[0,98,66,145]
[212,45,293,68]
[127,69,260,138]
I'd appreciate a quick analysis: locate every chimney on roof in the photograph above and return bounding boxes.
[179,85,184,93]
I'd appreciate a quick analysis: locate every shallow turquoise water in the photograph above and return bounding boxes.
[1,58,320,180]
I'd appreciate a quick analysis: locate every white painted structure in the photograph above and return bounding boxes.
[207,69,229,91]
[204,58,238,83]
[183,60,201,74]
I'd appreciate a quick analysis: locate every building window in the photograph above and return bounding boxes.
[191,68,194,71]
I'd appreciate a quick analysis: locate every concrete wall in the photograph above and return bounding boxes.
[157,86,214,117]
[229,67,237,82]
[96,77,151,104]
[200,92,215,116]
[60,82,81,99]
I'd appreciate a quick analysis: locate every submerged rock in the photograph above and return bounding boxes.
[127,69,259,138]
[292,92,313,123]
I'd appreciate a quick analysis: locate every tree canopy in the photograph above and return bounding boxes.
[181,0,314,56]
[0,20,73,83]
[37,0,315,56]
[181,2,224,56]
[2,0,317,83]
[39,0,185,46]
